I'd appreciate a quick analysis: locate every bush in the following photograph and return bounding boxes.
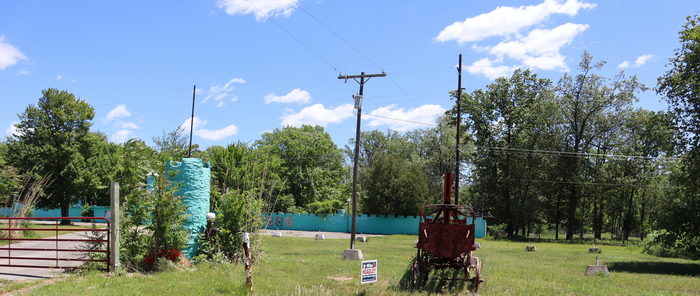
[306,199,343,216]
[198,190,264,263]
[487,224,508,240]
[146,178,189,265]
[642,229,700,260]
[119,189,153,270]
[80,203,93,222]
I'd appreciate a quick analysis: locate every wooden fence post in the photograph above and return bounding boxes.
[110,182,120,273]
[243,232,253,292]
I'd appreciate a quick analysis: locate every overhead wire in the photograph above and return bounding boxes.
[297,4,422,108]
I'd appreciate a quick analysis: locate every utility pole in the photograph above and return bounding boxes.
[188,85,196,158]
[338,71,386,251]
[455,54,463,205]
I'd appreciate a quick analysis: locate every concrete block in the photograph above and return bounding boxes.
[342,249,363,260]
[272,231,282,237]
[588,247,601,253]
[357,236,368,242]
[585,265,610,276]
[525,245,537,252]
[315,234,325,240]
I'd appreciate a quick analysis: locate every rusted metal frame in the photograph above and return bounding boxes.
[0,264,105,270]
[0,247,108,253]
[0,216,111,271]
[0,228,108,232]
[0,238,108,243]
[0,256,108,263]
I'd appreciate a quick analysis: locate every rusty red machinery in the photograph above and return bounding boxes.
[412,173,483,291]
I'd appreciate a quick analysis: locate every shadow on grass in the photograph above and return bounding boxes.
[393,263,476,295]
[608,261,700,276]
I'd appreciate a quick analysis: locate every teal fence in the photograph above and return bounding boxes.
[263,211,487,238]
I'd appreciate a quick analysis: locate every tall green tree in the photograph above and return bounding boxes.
[362,153,430,215]
[256,125,347,210]
[7,89,97,220]
[207,142,284,211]
[656,14,700,245]
[556,52,644,240]
[463,69,559,237]
[0,143,22,205]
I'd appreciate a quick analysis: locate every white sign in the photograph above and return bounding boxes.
[360,260,378,284]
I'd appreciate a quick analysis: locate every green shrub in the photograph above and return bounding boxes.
[305,199,343,216]
[200,190,264,263]
[487,224,508,240]
[80,203,93,222]
[147,178,188,264]
[643,229,700,260]
[119,189,153,270]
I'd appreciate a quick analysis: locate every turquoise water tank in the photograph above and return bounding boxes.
[165,158,211,258]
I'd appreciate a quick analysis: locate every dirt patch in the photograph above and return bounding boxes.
[326,276,353,281]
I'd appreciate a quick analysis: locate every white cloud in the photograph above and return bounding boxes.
[366,104,446,131]
[196,125,239,140]
[264,88,311,104]
[487,23,589,72]
[618,54,655,70]
[55,74,63,80]
[635,54,654,67]
[203,78,246,107]
[105,104,131,121]
[617,61,631,70]
[281,104,354,127]
[436,0,595,44]
[110,130,135,143]
[179,117,239,141]
[16,69,29,76]
[0,36,27,70]
[466,58,518,80]
[116,121,141,129]
[5,122,19,138]
[217,0,298,21]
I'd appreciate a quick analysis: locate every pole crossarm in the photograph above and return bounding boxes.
[338,72,386,80]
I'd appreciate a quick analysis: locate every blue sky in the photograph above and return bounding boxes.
[1,0,697,149]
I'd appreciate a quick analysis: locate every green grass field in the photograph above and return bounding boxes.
[12,235,700,296]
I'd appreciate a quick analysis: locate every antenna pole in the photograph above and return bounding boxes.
[188,85,196,158]
[455,54,462,205]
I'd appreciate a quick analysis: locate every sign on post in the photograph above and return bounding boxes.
[360,260,377,284]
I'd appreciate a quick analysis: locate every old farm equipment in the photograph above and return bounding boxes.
[412,173,483,291]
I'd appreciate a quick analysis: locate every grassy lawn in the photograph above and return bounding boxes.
[13,235,700,296]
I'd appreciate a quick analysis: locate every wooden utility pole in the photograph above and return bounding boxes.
[455,54,463,205]
[338,71,386,250]
[109,182,120,273]
[188,85,196,158]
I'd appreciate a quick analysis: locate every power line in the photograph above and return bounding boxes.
[298,5,383,72]
[298,4,423,108]
[241,0,338,72]
[471,176,679,189]
[476,146,683,162]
